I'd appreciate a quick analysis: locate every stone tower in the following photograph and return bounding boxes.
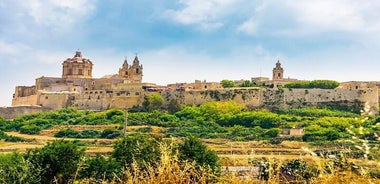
[118,56,143,83]
[62,50,93,79]
[272,60,284,81]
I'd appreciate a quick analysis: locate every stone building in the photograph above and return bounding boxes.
[272,60,284,81]
[8,52,379,117]
[12,51,146,110]
[62,50,93,79]
[118,56,143,83]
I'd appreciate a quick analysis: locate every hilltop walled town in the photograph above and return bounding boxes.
[4,51,379,118]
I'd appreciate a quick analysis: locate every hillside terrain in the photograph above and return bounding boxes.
[0,102,379,183]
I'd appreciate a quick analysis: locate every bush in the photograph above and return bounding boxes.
[142,93,164,112]
[280,159,319,182]
[285,80,339,89]
[220,80,235,88]
[0,152,43,183]
[54,129,101,138]
[100,128,122,139]
[111,134,161,168]
[19,124,41,135]
[79,154,122,181]
[25,140,85,184]
[178,137,220,173]
[136,126,153,133]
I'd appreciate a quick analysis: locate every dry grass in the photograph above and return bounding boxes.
[75,143,380,184]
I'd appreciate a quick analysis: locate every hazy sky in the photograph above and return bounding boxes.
[1,0,380,106]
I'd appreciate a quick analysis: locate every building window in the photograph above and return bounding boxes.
[88,96,91,100]
[45,96,48,100]
[88,70,91,76]
[78,69,83,75]
[126,92,130,96]
[68,68,73,75]
[135,92,140,96]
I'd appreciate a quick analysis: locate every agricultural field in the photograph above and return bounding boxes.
[0,101,379,183]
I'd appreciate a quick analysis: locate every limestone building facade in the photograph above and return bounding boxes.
[9,51,379,116]
[272,60,284,81]
[12,51,146,110]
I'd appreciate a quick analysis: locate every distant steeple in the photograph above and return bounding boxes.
[122,57,128,69]
[74,50,82,58]
[133,55,139,66]
[272,60,284,81]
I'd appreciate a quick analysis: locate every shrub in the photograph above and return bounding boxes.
[19,124,41,135]
[136,126,153,133]
[25,140,85,184]
[285,80,339,89]
[280,159,319,182]
[178,137,220,173]
[0,152,43,183]
[220,79,235,88]
[54,129,101,138]
[111,134,161,168]
[79,154,122,181]
[142,93,164,112]
[100,128,122,139]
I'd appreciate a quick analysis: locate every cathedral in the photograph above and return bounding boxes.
[12,51,146,110]
[9,51,379,116]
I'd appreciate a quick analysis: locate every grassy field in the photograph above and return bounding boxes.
[1,124,380,183]
[0,125,369,167]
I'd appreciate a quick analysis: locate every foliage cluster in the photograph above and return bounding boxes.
[54,128,122,139]
[285,80,340,89]
[220,79,236,88]
[0,135,220,183]
[0,108,125,135]
[0,100,376,144]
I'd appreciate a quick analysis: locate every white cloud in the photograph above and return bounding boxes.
[0,40,31,56]
[237,0,380,37]
[289,1,368,33]
[237,17,258,35]
[165,0,241,30]
[3,0,95,30]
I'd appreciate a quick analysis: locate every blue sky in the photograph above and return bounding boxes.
[1,0,380,106]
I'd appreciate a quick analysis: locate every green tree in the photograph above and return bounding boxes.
[79,154,122,181]
[310,80,339,89]
[167,99,182,114]
[20,124,41,135]
[25,140,85,184]
[143,93,164,112]
[0,152,43,184]
[178,137,220,173]
[111,134,161,168]
[220,80,235,88]
[284,81,311,88]
[240,80,255,87]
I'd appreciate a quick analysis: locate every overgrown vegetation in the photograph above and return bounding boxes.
[285,80,340,89]
[0,101,379,182]
[0,137,378,183]
[0,102,376,143]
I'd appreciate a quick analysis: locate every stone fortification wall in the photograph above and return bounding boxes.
[38,92,74,109]
[0,106,50,119]
[263,88,378,115]
[159,87,378,115]
[7,87,378,117]
[12,95,38,106]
